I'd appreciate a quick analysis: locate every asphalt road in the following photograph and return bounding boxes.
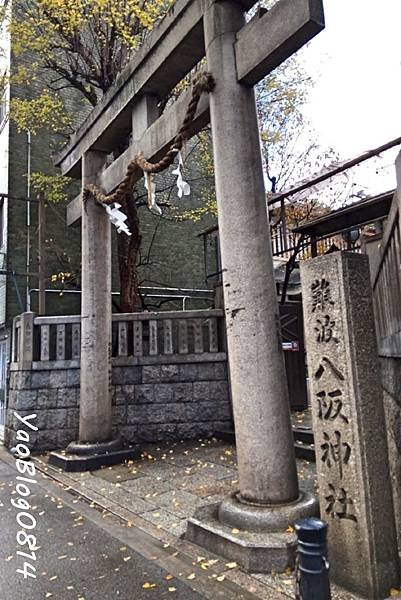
[0,452,205,600]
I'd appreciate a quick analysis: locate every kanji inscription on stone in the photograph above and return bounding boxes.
[321,430,351,479]
[316,389,349,424]
[311,277,334,312]
[301,252,399,597]
[315,315,338,343]
[325,484,357,522]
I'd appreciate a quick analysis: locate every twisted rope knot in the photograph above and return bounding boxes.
[193,71,215,94]
[83,72,215,207]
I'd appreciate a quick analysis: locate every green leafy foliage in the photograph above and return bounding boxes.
[30,172,72,203]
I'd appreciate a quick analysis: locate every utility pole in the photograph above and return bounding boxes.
[38,192,46,315]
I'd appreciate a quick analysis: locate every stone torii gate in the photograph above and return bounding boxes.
[54,0,325,569]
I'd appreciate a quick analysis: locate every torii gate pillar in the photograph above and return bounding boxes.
[187,0,317,570]
[77,151,113,444]
[50,151,137,470]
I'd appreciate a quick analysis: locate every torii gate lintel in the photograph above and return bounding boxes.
[60,0,324,199]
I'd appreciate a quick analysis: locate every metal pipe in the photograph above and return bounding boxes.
[27,288,214,308]
[26,131,31,312]
[28,288,213,297]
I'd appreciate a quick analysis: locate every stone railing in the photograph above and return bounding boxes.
[11,309,226,370]
[8,310,231,451]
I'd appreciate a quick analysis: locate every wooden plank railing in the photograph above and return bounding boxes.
[372,192,401,357]
[11,310,226,369]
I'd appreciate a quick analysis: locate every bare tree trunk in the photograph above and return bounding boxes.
[117,192,142,313]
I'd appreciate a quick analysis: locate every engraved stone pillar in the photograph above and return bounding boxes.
[301,251,400,598]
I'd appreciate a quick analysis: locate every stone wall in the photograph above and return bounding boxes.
[5,360,232,452]
[381,356,401,552]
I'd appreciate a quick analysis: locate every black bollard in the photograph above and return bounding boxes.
[295,517,331,600]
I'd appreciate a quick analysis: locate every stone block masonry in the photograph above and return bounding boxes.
[5,360,231,452]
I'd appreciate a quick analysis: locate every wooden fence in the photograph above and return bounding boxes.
[372,191,401,357]
[11,310,226,370]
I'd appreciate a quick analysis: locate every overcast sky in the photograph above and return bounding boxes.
[300,0,401,194]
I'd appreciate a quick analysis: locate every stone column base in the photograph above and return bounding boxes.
[219,491,318,532]
[48,438,140,472]
[66,437,123,456]
[186,492,318,573]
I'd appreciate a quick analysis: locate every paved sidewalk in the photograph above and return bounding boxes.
[0,449,206,600]
[32,437,372,599]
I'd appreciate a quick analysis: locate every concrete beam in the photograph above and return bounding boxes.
[235,0,325,86]
[55,0,206,178]
[101,88,210,194]
[52,0,270,179]
[66,194,82,227]
[66,86,210,225]
[62,0,325,212]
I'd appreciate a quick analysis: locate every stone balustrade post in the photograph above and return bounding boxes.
[18,312,35,370]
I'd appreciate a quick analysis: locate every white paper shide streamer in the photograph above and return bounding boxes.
[172,151,190,198]
[145,172,162,216]
[102,202,132,236]
[100,150,191,229]
[142,151,190,216]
